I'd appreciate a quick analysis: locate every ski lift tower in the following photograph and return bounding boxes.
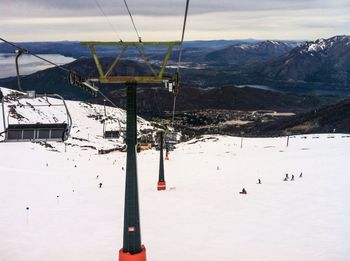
[81,41,180,261]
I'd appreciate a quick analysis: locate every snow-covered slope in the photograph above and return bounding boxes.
[0,133,350,261]
[0,87,153,150]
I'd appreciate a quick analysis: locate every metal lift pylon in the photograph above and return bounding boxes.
[81,41,180,261]
[157,131,166,191]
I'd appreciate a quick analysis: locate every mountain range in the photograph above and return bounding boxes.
[260,35,350,86]
[0,36,350,114]
[205,40,296,65]
[1,36,350,88]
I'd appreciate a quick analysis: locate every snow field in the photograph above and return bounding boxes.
[1,134,350,260]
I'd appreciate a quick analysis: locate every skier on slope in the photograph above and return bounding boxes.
[239,188,247,194]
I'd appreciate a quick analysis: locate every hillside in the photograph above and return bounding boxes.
[0,56,328,118]
[206,40,295,65]
[245,97,350,136]
[106,86,324,117]
[261,35,350,86]
[174,96,350,138]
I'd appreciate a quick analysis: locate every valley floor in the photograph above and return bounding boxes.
[0,134,350,261]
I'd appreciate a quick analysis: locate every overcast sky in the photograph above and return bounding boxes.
[1,0,350,42]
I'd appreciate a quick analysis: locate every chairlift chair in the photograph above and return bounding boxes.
[165,131,178,151]
[0,48,72,142]
[1,91,72,142]
[102,100,123,139]
[103,119,122,139]
[154,131,178,150]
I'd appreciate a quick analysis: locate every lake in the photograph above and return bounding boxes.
[0,53,75,79]
[237,84,350,97]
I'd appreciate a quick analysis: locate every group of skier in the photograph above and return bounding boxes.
[240,172,303,195]
[284,172,303,181]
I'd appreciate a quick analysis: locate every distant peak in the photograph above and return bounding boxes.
[298,35,350,54]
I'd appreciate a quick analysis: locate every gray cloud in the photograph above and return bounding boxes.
[1,0,348,17]
[1,0,349,41]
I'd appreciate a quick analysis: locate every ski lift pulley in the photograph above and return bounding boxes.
[68,71,99,96]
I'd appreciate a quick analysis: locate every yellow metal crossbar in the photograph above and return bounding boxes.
[81,41,181,84]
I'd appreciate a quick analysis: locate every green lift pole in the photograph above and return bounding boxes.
[157,131,166,190]
[81,41,180,261]
[123,82,143,254]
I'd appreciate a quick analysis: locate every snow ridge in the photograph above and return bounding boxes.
[300,35,350,54]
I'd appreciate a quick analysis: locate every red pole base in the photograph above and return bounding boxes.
[119,245,147,261]
[157,181,166,191]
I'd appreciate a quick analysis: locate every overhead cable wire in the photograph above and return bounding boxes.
[97,89,118,108]
[171,94,177,128]
[172,0,190,126]
[0,37,121,111]
[0,37,70,73]
[94,0,123,41]
[177,0,190,73]
[122,0,158,76]
[122,0,142,41]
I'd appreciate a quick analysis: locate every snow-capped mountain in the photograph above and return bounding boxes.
[261,35,350,86]
[0,87,154,151]
[206,40,295,64]
[300,35,350,54]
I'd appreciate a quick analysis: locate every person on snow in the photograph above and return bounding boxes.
[258,179,261,184]
[291,175,295,181]
[99,182,103,188]
[299,172,303,178]
[240,188,247,194]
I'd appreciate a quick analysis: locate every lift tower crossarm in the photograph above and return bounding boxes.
[81,41,181,84]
